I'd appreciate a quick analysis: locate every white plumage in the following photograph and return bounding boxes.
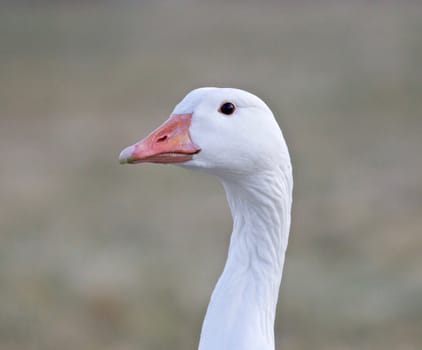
[120,87,293,350]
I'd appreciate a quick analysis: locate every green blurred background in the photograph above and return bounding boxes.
[1,1,421,349]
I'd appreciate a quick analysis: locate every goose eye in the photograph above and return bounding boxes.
[219,102,236,115]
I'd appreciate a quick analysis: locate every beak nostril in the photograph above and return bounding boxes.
[156,135,168,143]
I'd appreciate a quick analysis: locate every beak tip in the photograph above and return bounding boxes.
[119,145,135,165]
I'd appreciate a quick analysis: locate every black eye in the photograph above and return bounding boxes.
[219,102,236,115]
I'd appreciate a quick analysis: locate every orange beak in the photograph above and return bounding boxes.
[119,113,201,164]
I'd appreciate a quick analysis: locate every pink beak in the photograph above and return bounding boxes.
[119,113,201,164]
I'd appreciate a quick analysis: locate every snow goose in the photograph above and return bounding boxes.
[119,87,293,350]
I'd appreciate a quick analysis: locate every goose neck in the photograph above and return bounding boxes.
[199,166,292,350]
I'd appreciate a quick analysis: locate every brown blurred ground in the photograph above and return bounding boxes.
[0,1,421,349]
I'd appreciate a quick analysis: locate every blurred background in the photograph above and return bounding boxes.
[1,0,421,349]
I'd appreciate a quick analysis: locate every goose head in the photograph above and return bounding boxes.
[119,87,290,178]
